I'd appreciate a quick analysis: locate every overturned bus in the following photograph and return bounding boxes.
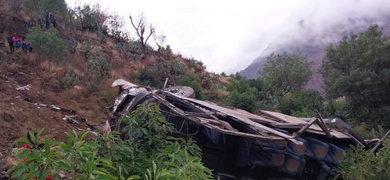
[104,79,383,180]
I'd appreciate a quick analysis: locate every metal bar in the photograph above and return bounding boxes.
[315,110,332,138]
[370,129,390,153]
[163,78,169,89]
[293,118,317,138]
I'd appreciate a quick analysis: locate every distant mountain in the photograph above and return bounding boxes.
[239,16,390,91]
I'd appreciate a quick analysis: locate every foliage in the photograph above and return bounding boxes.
[323,100,350,120]
[279,90,324,117]
[261,53,312,96]
[136,68,163,88]
[71,4,109,33]
[24,0,67,18]
[337,141,390,180]
[108,13,128,42]
[170,60,184,75]
[7,104,213,179]
[67,37,78,54]
[61,73,78,89]
[177,73,206,100]
[116,41,142,60]
[4,0,23,12]
[225,78,263,113]
[27,27,66,59]
[322,25,390,127]
[86,52,112,79]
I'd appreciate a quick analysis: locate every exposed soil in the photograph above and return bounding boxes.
[0,53,107,175]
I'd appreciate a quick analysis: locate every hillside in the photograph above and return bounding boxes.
[239,16,390,91]
[0,2,230,173]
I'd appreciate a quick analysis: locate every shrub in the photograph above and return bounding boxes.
[7,104,213,179]
[170,60,184,75]
[27,27,66,59]
[116,41,142,60]
[177,73,206,100]
[67,37,78,54]
[136,68,162,88]
[61,73,78,89]
[279,90,324,117]
[337,141,390,180]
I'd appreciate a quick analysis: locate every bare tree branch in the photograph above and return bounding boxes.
[129,13,155,54]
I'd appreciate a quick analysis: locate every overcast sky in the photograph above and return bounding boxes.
[65,0,390,74]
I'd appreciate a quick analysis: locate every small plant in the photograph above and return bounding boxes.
[80,41,93,60]
[67,37,78,54]
[116,41,142,60]
[170,60,184,75]
[61,73,78,89]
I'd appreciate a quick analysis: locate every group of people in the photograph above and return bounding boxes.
[45,12,58,29]
[7,33,33,53]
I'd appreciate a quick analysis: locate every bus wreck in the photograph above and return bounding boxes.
[104,79,384,180]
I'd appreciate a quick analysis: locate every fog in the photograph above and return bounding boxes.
[65,0,390,74]
[258,0,390,57]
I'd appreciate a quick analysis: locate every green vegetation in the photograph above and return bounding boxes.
[261,53,312,96]
[279,90,324,117]
[226,78,262,113]
[7,104,213,179]
[337,140,390,180]
[177,73,206,100]
[323,25,390,127]
[3,0,390,178]
[27,27,67,59]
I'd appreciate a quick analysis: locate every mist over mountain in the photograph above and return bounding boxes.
[239,0,390,91]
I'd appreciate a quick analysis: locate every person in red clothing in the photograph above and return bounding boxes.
[12,33,21,51]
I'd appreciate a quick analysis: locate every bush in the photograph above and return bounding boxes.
[170,60,184,75]
[116,41,142,60]
[177,73,206,100]
[337,141,390,180]
[71,4,109,33]
[61,73,78,89]
[7,104,213,179]
[279,90,324,117]
[27,27,66,59]
[136,68,162,88]
[67,37,78,54]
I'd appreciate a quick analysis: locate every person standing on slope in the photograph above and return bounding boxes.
[7,33,14,53]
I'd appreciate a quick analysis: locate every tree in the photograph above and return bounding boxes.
[71,3,109,33]
[322,25,390,127]
[261,53,312,96]
[129,13,155,53]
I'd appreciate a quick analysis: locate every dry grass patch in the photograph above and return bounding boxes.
[39,60,66,78]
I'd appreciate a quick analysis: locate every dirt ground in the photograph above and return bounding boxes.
[0,52,108,175]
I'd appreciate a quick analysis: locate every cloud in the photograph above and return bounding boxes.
[65,0,390,74]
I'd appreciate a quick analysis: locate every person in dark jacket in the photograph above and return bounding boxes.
[45,12,50,29]
[49,13,57,28]
[7,33,14,53]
